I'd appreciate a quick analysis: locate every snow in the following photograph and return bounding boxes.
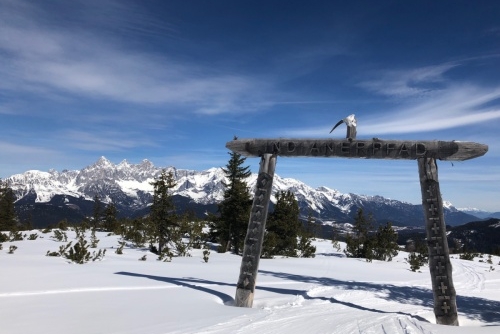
[443,201,456,210]
[1,231,500,333]
[117,179,155,196]
[457,207,482,213]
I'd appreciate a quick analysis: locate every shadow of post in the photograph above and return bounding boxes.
[258,270,500,323]
[115,271,236,305]
[115,270,500,324]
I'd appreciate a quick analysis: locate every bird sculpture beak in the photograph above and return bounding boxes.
[329,119,344,133]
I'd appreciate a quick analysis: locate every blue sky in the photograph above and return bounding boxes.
[1,0,499,211]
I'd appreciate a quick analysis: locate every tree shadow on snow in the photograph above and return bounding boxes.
[115,271,235,305]
[258,270,500,324]
[315,253,345,258]
[115,270,500,324]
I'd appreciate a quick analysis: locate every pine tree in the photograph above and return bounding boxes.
[214,152,252,254]
[103,202,119,233]
[149,169,178,256]
[297,229,316,258]
[406,239,429,271]
[0,179,17,231]
[263,191,315,257]
[91,194,102,229]
[344,208,373,260]
[345,210,400,262]
[267,191,301,256]
[373,222,399,261]
[305,210,317,240]
[178,211,204,250]
[123,218,147,247]
[331,225,342,252]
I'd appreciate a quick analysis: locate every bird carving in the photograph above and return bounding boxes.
[330,114,356,133]
[330,114,357,140]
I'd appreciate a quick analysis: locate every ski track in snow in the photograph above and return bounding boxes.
[198,291,433,334]
[0,286,182,298]
[0,281,300,299]
[198,282,435,334]
[453,260,486,293]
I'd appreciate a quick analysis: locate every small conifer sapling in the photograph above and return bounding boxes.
[8,245,18,254]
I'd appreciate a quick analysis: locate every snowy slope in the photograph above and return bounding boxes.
[457,208,495,219]
[0,230,499,333]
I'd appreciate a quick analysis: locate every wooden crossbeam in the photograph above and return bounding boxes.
[226,138,487,161]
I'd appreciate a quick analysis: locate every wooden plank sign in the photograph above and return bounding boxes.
[226,138,488,161]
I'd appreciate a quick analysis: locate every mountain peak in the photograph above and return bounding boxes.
[139,159,154,169]
[95,156,112,167]
[117,159,130,168]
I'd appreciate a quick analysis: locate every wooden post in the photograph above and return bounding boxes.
[418,157,459,326]
[235,153,277,307]
[346,124,356,141]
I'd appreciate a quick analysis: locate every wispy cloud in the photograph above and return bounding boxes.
[283,63,500,137]
[0,141,62,177]
[361,85,500,135]
[359,63,457,98]
[59,130,157,151]
[0,141,58,157]
[0,0,269,116]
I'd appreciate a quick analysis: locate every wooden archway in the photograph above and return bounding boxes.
[226,134,487,326]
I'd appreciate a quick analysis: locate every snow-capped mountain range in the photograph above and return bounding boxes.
[5,157,487,228]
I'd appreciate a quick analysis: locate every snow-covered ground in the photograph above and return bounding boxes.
[1,231,499,334]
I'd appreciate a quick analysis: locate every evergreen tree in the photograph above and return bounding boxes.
[406,238,429,271]
[305,209,317,240]
[91,194,102,229]
[344,208,373,259]
[345,209,400,262]
[128,218,147,247]
[120,217,147,247]
[297,229,317,258]
[266,191,301,257]
[178,211,204,250]
[149,169,178,256]
[373,222,399,261]
[262,191,315,258]
[331,225,342,252]
[0,179,17,231]
[214,152,252,254]
[103,202,119,232]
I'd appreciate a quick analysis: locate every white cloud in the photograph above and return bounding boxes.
[0,142,57,157]
[361,84,500,135]
[282,63,500,137]
[0,141,62,177]
[0,1,269,115]
[359,63,457,98]
[60,130,157,151]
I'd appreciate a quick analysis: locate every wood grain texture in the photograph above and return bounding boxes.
[226,138,488,161]
[235,154,277,308]
[418,157,459,326]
